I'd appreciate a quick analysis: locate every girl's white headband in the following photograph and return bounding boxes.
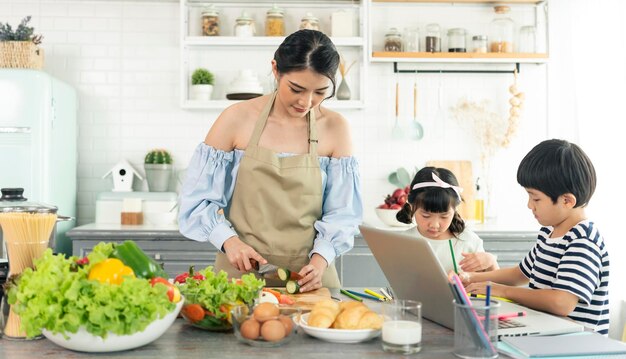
[412,173,463,201]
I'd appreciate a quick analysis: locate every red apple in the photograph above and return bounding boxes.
[378,203,390,209]
[392,188,405,200]
[396,194,407,206]
[404,185,411,194]
[390,203,402,210]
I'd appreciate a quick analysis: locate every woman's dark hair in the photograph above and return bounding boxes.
[517,139,596,207]
[274,29,340,100]
[396,167,465,236]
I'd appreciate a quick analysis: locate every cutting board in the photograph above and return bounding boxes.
[272,287,331,311]
[425,160,475,220]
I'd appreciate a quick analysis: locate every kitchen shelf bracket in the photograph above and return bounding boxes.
[392,62,520,74]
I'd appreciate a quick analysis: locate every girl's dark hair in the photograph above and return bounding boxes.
[396,167,465,236]
[517,139,596,207]
[274,29,340,100]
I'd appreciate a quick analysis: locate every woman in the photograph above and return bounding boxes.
[178,30,362,292]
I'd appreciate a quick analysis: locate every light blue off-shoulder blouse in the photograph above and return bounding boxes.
[178,143,363,265]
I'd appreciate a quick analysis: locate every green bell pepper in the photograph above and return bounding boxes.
[111,240,168,279]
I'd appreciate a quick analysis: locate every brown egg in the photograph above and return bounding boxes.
[253,303,279,322]
[260,319,286,342]
[240,318,260,340]
[278,315,293,334]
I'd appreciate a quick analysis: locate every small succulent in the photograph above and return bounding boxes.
[145,149,172,165]
[191,68,214,85]
[0,16,43,44]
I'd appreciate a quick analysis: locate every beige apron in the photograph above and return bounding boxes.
[214,92,340,288]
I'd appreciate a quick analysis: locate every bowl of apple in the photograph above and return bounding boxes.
[375,186,413,227]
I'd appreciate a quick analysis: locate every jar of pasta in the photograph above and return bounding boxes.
[265,4,285,36]
[299,12,320,31]
[201,4,220,36]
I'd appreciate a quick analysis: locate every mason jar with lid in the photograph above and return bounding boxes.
[201,4,220,36]
[265,4,285,36]
[472,35,488,53]
[425,23,441,52]
[234,11,255,37]
[384,28,402,52]
[490,5,514,53]
[299,12,320,31]
[519,25,536,53]
[447,28,467,52]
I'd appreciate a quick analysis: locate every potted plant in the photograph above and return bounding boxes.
[190,68,214,100]
[144,149,173,192]
[0,16,44,69]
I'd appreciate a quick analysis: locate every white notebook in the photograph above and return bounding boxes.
[501,333,626,358]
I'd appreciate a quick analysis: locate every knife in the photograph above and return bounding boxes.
[249,259,303,280]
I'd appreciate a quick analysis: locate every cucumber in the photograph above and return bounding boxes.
[286,280,300,294]
[278,268,303,281]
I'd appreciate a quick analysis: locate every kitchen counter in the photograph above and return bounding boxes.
[0,316,469,358]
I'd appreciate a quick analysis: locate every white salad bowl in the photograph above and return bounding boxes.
[42,297,183,353]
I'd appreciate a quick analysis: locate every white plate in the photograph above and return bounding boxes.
[42,298,183,353]
[299,313,381,344]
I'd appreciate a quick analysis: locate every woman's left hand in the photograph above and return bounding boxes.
[459,252,498,272]
[297,254,327,293]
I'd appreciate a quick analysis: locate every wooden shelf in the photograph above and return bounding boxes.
[372,0,544,4]
[371,51,548,63]
[181,99,364,110]
[184,36,364,47]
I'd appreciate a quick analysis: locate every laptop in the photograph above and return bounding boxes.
[359,225,585,338]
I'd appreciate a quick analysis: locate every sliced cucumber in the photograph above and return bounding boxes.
[286,280,300,294]
[278,268,291,281]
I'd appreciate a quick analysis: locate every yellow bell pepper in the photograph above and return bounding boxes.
[88,258,135,285]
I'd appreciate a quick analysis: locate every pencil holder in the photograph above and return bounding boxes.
[453,298,500,359]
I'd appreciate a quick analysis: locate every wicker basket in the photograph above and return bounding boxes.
[0,41,44,69]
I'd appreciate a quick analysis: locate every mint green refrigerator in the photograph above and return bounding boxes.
[0,69,77,256]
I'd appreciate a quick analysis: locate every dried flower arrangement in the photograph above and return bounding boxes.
[0,16,43,44]
[338,55,355,80]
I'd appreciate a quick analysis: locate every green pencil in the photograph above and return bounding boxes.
[448,239,459,274]
[340,288,363,302]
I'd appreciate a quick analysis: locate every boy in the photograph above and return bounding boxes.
[460,139,610,335]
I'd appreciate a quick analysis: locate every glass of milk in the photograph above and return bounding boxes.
[382,300,422,354]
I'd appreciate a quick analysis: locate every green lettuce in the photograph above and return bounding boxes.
[7,243,174,338]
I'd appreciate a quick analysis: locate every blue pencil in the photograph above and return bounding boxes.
[345,289,383,301]
[484,282,492,340]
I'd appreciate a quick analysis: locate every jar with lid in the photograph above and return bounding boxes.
[265,4,285,36]
[519,25,536,53]
[300,12,320,31]
[472,35,488,53]
[447,28,467,52]
[384,28,402,52]
[425,23,441,52]
[234,11,255,37]
[403,27,419,52]
[201,4,220,36]
[489,6,514,53]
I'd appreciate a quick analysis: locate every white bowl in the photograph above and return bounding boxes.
[42,298,183,353]
[299,313,381,344]
[375,208,413,227]
[144,211,177,226]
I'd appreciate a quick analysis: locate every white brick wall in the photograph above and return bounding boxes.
[3,0,546,229]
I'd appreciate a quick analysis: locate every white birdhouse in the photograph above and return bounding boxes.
[102,159,144,192]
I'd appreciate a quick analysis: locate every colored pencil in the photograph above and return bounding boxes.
[484,282,492,336]
[379,287,393,301]
[345,289,382,301]
[364,288,388,301]
[470,293,514,303]
[448,239,459,274]
[478,311,527,321]
[340,289,363,302]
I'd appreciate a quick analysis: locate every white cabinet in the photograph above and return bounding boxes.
[179,0,368,110]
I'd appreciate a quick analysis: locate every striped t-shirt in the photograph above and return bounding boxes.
[519,220,610,335]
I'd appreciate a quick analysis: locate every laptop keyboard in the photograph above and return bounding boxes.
[498,319,526,329]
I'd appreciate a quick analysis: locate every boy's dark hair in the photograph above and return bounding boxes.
[517,139,596,207]
[274,29,339,100]
[396,167,465,236]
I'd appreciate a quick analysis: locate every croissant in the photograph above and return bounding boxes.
[333,305,370,329]
[308,307,337,328]
[357,310,383,329]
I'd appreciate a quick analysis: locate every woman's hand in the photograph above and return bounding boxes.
[459,252,498,272]
[297,254,327,293]
[465,281,508,298]
[222,236,267,272]
[448,270,472,286]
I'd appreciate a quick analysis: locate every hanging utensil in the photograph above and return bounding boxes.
[409,76,424,140]
[392,78,403,139]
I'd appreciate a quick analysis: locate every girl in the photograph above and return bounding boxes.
[396,167,498,273]
[178,30,362,292]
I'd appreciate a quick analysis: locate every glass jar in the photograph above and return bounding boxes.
[234,11,255,37]
[472,35,488,53]
[489,5,514,53]
[299,12,320,31]
[403,27,419,52]
[384,28,402,52]
[265,4,285,36]
[447,28,467,52]
[201,4,220,36]
[425,23,441,53]
[519,25,536,53]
